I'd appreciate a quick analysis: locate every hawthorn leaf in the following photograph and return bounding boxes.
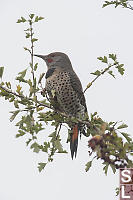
[16,85,22,94]
[120,132,132,143]
[38,163,47,172]
[38,73,45,84]
[0,67,4,78]
[10,110,20,122]
[108,70,115,78]
[31,38,38,43]
[30,142,40,153]
[117,123,128,129]
[29,14,35,19]
[16,130,26,138]
[110,164,116,174]
[85,161,92,172]
[90,70,101,76]
[103,163,109,175]
[109,54,117,61]
[54,139,63,152]
[116,64,125,75]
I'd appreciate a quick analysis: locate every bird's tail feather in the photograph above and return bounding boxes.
[70,125,79,159]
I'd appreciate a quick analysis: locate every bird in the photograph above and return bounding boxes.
[34,52,88,159]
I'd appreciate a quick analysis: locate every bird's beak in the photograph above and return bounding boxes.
[34,54,47,60]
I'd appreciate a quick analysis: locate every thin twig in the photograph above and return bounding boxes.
[0,85,24,98]
[56,123,62,139]
[30,21,35,84]
[84,64,114,93]
[0,84,50,108]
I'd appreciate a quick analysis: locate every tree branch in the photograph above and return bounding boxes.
[0,85,24,99]
[0,84,92,128]
[30,21,35,84]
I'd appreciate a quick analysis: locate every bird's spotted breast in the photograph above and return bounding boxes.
[45,71,85,117]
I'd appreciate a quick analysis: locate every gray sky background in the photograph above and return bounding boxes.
[0,0,133,200]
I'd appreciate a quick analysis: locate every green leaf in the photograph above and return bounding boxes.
[116,64,125,75]
[109,121,115,126]
[91,112,97,119]
[54,139,63,152]
[97,56,103,61]
[35,16,44,22]
[16,130,26,138]
[16,85,22,94]
[26,33,30,38]
[86,128,91,137]
[5,82,11,89]
[30,142,40,153]
[17,17,26,23]
[35,16,39,22]
[21,17,26,22]
[102,1,121,8]
[34,63,38,71]
[97,56,108,63]
[14,100,19,108]
[42,142,50,152]
[115,187,120,196]
[103,56,108,63]
[9,96,15,102]
[16,19,22,23]
[16,76,27,83]
[10,110,20,122]
[27,79,32,86]
[38,16,44,21]
[31,38,38,43]
[102,1,109,8]
[26,139,32,146]
[108,70,115,78]
[120,132,132,143]
[103,163,109,175]
[85,161,92,172]
[117,123,128,129]
[38,162,47,172]
[29,14,35,19]
[48,132,56,137]
[29,86,34,96]
[38,73,45,84]
[23,47,31,53]
[18,69,27,78]
[90,70,101,76]
[109,54,117,61]
[110,164,116,174]
[0,67,4,78]
[24,28,30,32]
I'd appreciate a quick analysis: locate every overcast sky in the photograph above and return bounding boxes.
[0,0,133,200]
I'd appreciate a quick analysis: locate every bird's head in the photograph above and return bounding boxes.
[34,52,72,70]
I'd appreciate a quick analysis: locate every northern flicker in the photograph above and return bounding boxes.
[34,52,87,159]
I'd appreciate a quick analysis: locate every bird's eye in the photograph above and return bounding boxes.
[51,54,55,57]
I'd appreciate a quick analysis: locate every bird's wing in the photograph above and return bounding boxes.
[68,71,87,113]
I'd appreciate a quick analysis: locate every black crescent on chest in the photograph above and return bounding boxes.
[45,68,56,79]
